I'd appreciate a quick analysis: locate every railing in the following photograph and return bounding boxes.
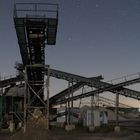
[107,72,140,85]
[0,74,18,81]
[98,96,133,108]
[14,3,58,19]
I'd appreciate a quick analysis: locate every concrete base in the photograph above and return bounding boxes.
[89,126,95,132]
[114,126,120,133]
[56,123,65,128]
[9,121,15,132]
[71,124,75,130]
[65,124,75,131]
[18,122,22,128]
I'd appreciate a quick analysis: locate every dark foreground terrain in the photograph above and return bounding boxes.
[0,126,140,140]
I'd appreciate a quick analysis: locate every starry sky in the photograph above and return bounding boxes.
[0,0,140,107]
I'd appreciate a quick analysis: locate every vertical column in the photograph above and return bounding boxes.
[0,73,2,128]
[79,86,84,108]
[12,96,14,122]
[114,92,120,133]
[65,101,67,124]
[0,89,2,128]
[91,95,94,126]
[71,82,74,124]
[24,66,27,132]
[46,65,50,130]
[115,92,119,126]
[67,81,70,125]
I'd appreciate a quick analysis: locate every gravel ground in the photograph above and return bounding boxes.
[0,126,140,140]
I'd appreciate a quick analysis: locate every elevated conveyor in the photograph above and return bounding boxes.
[14,3,58,105]
[43,69,140,104]
[45,68,140,90]
[55,74,140,105]
[98,96,135,108]
[50,77,103,105]
[0,75,22,88]
[3,67,139,104]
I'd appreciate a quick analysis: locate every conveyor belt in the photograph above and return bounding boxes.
[0,76,22,88]
[13,3,140,106]
[50,82,84,104]
[14,3,58,106]
[44,68,140,103]
[50,77,102,104]
[55,77,140,104]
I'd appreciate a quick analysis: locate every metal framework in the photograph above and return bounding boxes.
[14,3,58,66]
[52,72,140,105]
[47,70,140,124]
[1,67,140,127]
[14,2,58,106]
[24,65,50,131]
[13,3,58,131]
[0,76,22,88]
[3,2,139,130]
[47,69,140,105]
[77,95,135,108]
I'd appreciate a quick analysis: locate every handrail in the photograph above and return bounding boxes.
[14,3,58,18]
[0,74,17,81]
[15,3,58,6]
[107,72,140,85]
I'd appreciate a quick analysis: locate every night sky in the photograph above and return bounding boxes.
[0,0,140,107]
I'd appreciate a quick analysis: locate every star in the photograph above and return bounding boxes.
[95,4,99,8]
[68,37,72,41]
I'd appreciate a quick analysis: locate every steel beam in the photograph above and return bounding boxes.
[54,77,140,105]
[45,68,140,101]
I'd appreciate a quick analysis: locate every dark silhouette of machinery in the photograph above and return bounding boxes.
[0,3,140,131]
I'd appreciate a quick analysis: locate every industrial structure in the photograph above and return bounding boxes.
[0,3,140,132]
